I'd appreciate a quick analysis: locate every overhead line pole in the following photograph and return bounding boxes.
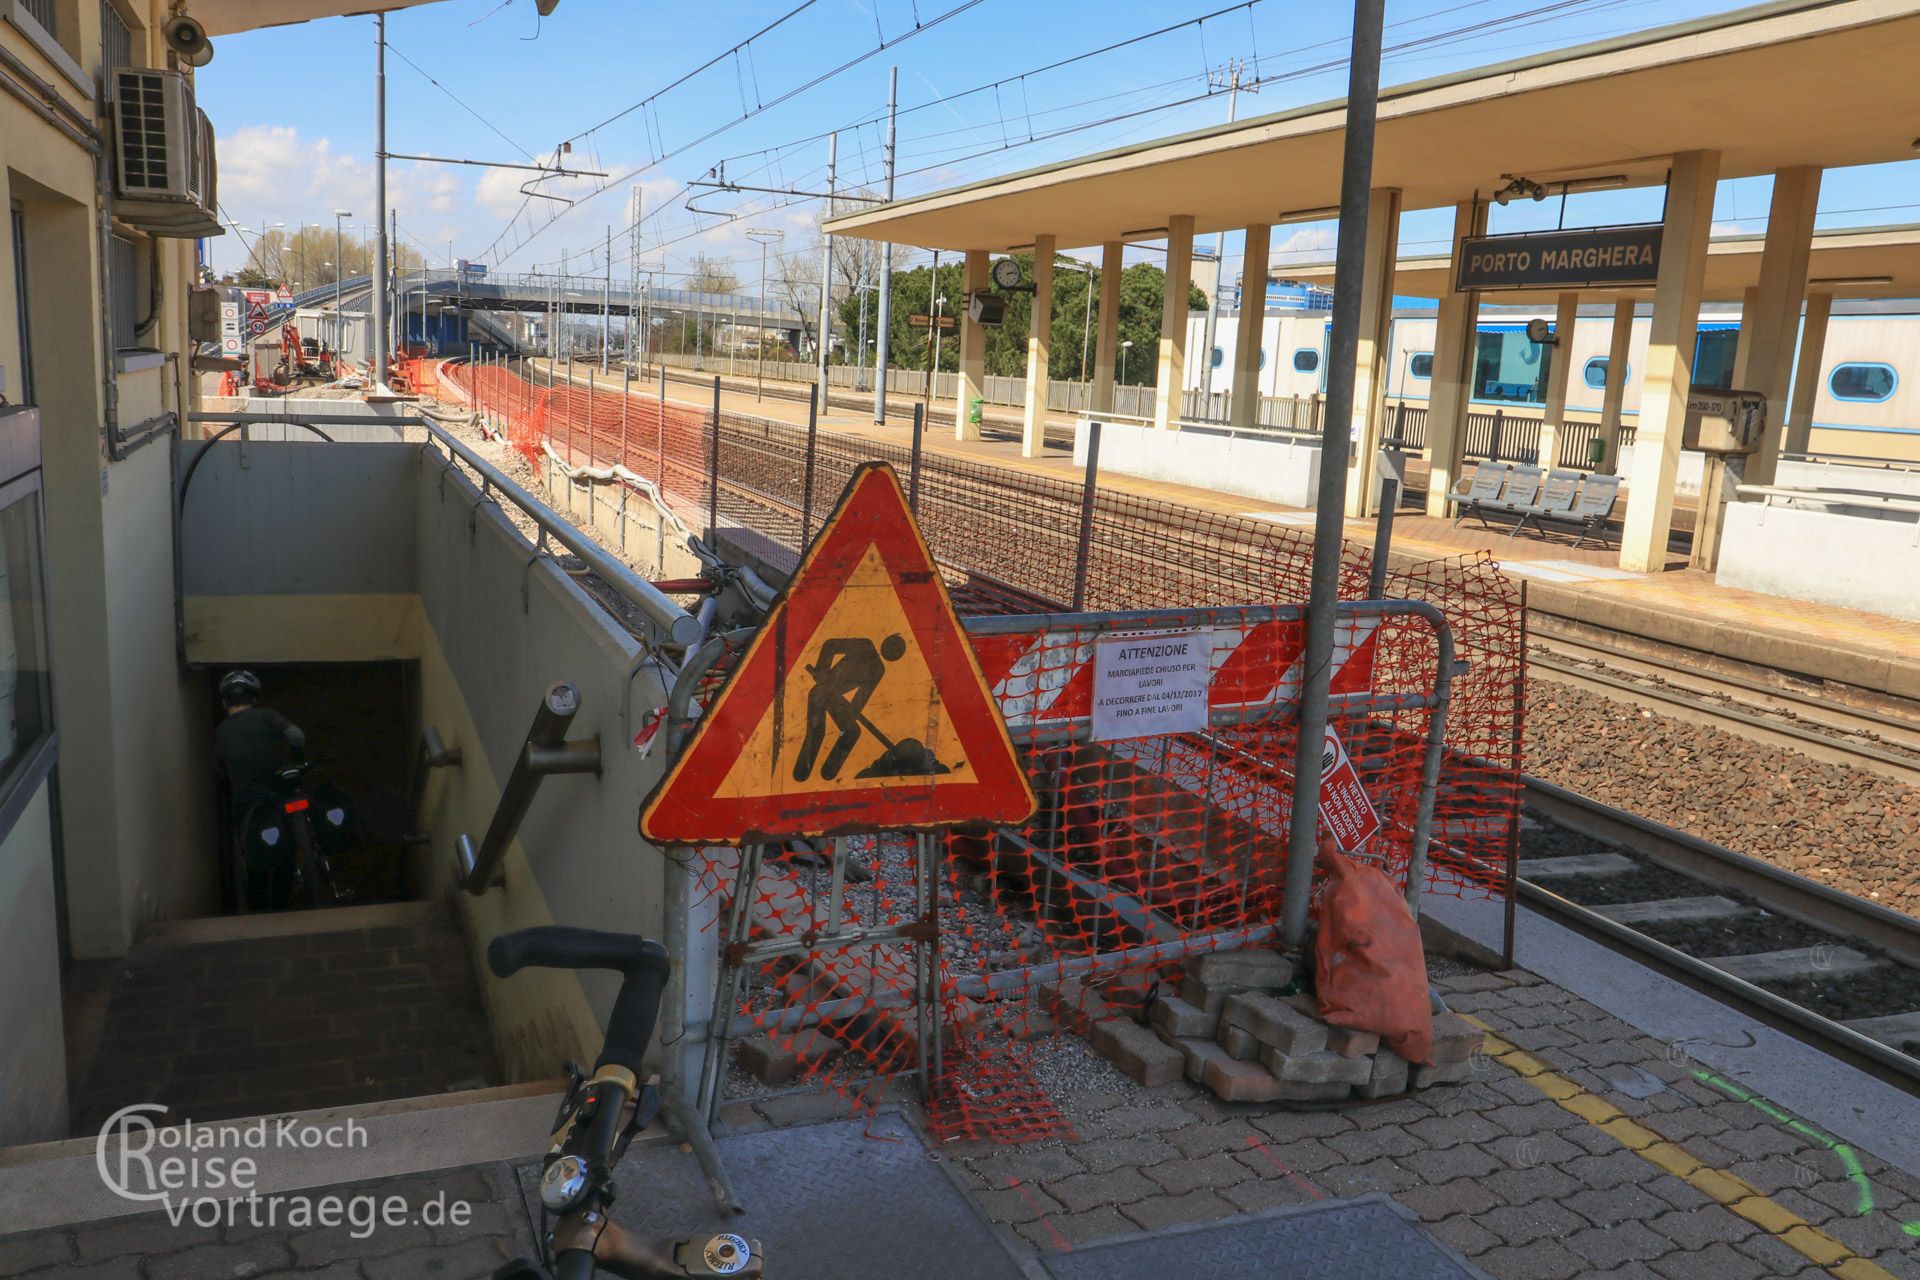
[1281,0,1386,950]
[1198,59,1245,415]
[872,65,898,425]
[602,225,613,375]
[371,14,390,392]
[816,131,837,409]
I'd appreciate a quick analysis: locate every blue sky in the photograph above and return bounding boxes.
[195,0,1920,293]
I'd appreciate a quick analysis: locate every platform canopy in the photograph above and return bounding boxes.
[184,0,456,36]
[822,0,1920,251]
[1282,223,1920,303]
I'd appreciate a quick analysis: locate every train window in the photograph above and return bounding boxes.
[1472,329,1551,404]
[1692,328,1738,392]
[1583,357,1625,389]
[1210,347,1224,369]
[1407,352,1433,380]
[1828,362,1898,403]
[1293,348,1320,373]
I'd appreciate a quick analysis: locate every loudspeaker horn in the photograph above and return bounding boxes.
[164,16,213,68]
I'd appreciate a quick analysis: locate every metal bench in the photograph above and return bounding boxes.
[1536,472,1621,548]
[1446,461,1511,526]
[1463,464,1542,531]
[1507,468,1583,540]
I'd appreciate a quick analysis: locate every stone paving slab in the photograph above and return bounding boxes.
[4,963,1919,1278]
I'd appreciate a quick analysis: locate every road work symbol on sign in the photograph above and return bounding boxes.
[640,462,1035,844]
[796,633,953,782]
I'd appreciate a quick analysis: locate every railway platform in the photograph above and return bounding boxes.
[4,932,1916,1279]
[559,360,1920,704]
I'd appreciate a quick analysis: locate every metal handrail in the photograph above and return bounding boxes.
[1736,483,1920,516]
[455,683,602,895]
[185,410,702,652]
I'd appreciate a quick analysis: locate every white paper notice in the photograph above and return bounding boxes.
[1090,629,1211,743]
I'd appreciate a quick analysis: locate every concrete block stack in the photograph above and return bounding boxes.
[1086,949,1487,1103]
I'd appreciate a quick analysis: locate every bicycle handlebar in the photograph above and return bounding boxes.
[487,927,671,1074]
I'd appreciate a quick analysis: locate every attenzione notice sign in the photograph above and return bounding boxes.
[1091,629,1211,743]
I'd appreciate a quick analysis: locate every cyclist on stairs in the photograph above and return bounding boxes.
[214,669,307,911]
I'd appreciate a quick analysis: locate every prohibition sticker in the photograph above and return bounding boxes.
[1089,628,1211,743]
[1317,725,1381,853]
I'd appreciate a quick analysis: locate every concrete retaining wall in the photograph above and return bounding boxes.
[1074,417,1324,508]
[1717,501,1920,621]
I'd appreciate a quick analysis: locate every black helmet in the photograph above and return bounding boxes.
[219,669,263,707]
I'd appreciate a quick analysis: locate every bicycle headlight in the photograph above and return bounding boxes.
[538,1154,591,1213]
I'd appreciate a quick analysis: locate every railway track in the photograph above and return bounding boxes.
[1529,624,1920,784]
[506,381,1920,1090]
[1520,775,1920,1091]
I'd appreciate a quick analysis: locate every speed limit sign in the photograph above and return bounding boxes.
[249,318,268,337]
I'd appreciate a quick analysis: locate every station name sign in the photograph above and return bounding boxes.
[1455,224,1663,291]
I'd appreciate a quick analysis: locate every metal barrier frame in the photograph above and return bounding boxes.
[661,598,1457,1093]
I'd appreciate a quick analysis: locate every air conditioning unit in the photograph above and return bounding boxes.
[108,70,221,238]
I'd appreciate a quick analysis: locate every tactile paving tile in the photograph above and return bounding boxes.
[1040,1193,1490,1280]
[513,1111,1026,1280]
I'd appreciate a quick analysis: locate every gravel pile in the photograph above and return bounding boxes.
[1527,682,1920,917]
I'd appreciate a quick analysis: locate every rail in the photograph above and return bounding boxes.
[1735,483,1920,517]
[1522,777,1920,1092]
[185,410,703,653]
[454,683,603,895]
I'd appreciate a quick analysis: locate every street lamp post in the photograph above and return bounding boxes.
[926,293,947,406]
[333,210,353,319]
[746,228,783,401]
[1120,338,1134,386]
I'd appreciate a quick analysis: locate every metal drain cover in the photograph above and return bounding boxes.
[516,1112,1026,1280]
[1040,1194,1490,1280]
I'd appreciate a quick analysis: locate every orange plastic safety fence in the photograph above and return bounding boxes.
[425,364,1524,1143]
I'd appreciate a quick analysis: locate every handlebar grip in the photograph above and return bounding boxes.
[487,927,671,1075]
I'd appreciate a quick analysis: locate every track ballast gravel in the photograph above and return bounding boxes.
[1527,682,1920,918]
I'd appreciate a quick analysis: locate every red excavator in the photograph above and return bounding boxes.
[270,320,336,387]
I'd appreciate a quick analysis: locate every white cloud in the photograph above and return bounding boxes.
[1271,225,1338,262]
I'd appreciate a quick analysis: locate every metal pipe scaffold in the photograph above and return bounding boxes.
[1282,0,1386,949]
[872,66,898,425]
[816,132,837,408]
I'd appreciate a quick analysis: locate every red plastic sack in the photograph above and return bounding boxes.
[1314,850,1434,1065]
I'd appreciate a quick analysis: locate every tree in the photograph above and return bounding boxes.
[685,253,740,296]
[245,228,425,292]
[837,254,1204,385]
[772,249,822,358]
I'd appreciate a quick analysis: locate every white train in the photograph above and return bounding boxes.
[1186,299,1920,464]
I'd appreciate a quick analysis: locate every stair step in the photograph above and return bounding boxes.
[142,898,450,947]
[0,1081,565,1235]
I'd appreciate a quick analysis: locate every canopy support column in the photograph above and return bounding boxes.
[1344,188,1402,517]
[1622,149,1721,573]
[1536,291,1579,472]
[1422,199,1485,517]
[1784,290,1832,456]
[1598,298,1635,474]
[1153,216,1195,432]
[1090,241,1123,415]
[1022,234,1055,458]
[1745,165,1821,486]
[1229,223,1271,433]
[954,249,989,441]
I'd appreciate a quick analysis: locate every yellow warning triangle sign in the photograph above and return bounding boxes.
[641,463,1036,844]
